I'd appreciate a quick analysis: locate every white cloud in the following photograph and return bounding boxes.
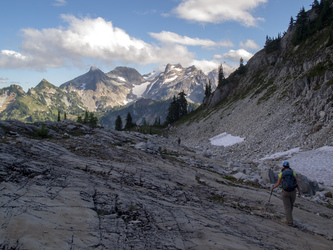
[191,59,220,74]
[190,59,234,76]
[0,77,8,84]
[149,31,233,49]
[53,0,67,6]
[240,39,260,50]
[173,0,267,26]
[214,49,253,62]
[0,15,196,71]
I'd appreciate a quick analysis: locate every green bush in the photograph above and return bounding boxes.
[36,123,49,138]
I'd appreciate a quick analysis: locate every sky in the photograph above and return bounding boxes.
[0,0,314,91]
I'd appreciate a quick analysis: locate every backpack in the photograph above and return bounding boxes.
[281,169,297,191]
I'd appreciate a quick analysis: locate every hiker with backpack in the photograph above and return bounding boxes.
[271,161,302,227]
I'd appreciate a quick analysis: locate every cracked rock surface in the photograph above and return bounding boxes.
[1,120,333,249]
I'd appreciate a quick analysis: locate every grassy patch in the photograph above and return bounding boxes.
[209,194,224,204]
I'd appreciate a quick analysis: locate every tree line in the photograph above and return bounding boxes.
[264,0,333,53]
[114,91,189,131]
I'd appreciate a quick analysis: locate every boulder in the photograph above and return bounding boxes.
[261,168,277,184]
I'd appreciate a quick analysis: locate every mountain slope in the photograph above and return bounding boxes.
[170,2,333,161]
[0,80,84,122]
[60,66,132,110]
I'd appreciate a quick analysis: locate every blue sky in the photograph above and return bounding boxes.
[0,0,314,91]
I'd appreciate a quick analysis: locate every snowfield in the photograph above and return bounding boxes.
[132,81,150,98]
[209,132,245,147]
[261,146,333,187]
[209,133,333,187]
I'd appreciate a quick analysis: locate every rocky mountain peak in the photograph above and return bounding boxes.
[89,66,99,71]
[164,63,183,74]
[35,79,55,89]
[107,66,145,86]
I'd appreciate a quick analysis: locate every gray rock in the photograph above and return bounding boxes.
[261,168,277,184]
[0,121,332,249]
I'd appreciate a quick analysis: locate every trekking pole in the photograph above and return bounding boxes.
[268,188,273,203]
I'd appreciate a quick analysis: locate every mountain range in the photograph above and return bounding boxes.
[0,64,217,126]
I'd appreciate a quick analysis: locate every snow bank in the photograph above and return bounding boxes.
[260,147,301,160]
[261,146,333,186]
[209,132,245,147]
[132,81,150,98]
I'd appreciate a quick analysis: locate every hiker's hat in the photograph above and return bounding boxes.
[283,161,290,167]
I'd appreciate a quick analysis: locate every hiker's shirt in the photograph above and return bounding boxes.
[279,170,297,192]
[278,171,296,179]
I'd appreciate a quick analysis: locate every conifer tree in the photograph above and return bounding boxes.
[64,112,67,120]
[89,112,98,128]
[311,0,320,10]
[237,57,246,74]
[166,92,188,124]
[218,63,225,87]
[124,112,135,129]
[77,115,82,123]
[289,16,295,28]
[83,110,89,124]
[166,96,179,124]
[204,80,212,99]
[57,110,61,122]
[178,91,188,118]
[115,115,122,131]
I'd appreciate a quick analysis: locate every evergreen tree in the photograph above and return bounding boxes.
[115,115,122,131]
[89,112,98,128]
[166,96,179,124]
[124,112,135,129]
[292,7,308,45]
[237,57,246,74]
[77,115,82,123]
[218,64,225,87]
[64,112,67,120]
[318,0,332,28]
[204,80,212,99]
[311,0,320,10]
[166,92,188,124]
[57,110,61,122]
[265,34,282,53]
[83,110,89,123]
[178,91,188,118]
[289,16,295,28]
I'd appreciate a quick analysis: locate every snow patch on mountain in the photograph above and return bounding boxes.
[143,70,162,80]
[117,76,126,82]
[133,81,150,98]
[260,148,301,160]
[209,132,245,147]
[164,75,178,84]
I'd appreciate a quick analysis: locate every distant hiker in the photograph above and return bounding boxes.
[178,137,181,146]
[271,161,301,226]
